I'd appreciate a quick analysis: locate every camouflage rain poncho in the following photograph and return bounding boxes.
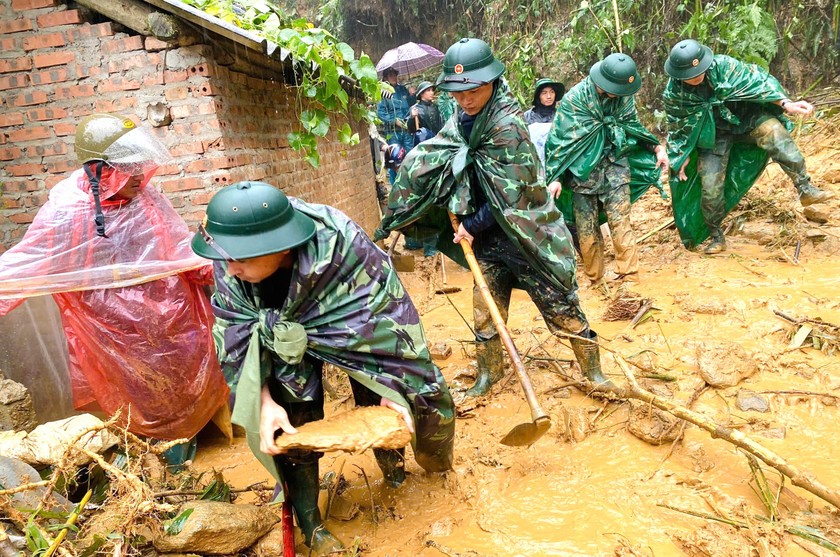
[544,76,663,224]
[664,55,790,248]
[374,83,579,294]
[211,200,453,486]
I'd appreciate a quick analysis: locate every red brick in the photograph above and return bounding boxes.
[185,159,213,173]
[43,159,75,173]
[74,65,104,79]
[0,57,31,73]
[0,18,33,34]
[3,197,22,209]
[29,67,69,85]
[10,90,49,107]
[5,163,43,176]
[25,106,68,121]
[66,22,112,41]
[163,69,187,82]
[191,191,214,205]
[22,32,65,51]
[33,51,74,68]
[53,123,74,136]
[0,37,21,51]
[0,146,21,161]
[53,83,95,100]
[106,52,160,74]
[101,35,144,54]
[155,163,179,176]
[45,174,63,188]
[144,36,170,51]
[23,193,49,207]
[165,85,188,101]
[94,97,136,112]
[187,64,212,77]
[11,0,55,9]
[97,76,141,92]
[159,176,205,192]
[9,212,35,225]
[0,74,30,91]
[8,126,50,142]
[36,9,81,28]
[28,141,67,156]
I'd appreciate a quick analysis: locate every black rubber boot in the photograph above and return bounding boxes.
[569,330,613,388]
[704,227,726,254]
[279,460,344,555]
[466,337,505,397]
[797,181,834,206]
[374,447,406,488]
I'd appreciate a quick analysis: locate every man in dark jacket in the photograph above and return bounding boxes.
[408,81,444,146]
[376,38,612,397]
[193,182,455,555]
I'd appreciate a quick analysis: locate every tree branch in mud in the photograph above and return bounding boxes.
[613,355,840,511]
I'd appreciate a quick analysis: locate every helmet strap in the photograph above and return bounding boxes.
[83,161,108,238]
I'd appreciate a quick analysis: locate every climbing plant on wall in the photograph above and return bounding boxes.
[180,0,381,167]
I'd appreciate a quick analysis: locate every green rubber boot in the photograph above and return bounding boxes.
[466,337,505,397]
[569,330,613,388]
[280,461,344,555]
[374,447,406,487]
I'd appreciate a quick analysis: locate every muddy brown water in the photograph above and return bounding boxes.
[195,236,839,556]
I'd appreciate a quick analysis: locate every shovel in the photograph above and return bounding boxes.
[386,231,416,272]
[448,213,551,446]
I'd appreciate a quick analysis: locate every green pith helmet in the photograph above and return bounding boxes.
[590,53,641,96]
[75,113,137,163]
[191,181,316,261]
[416,81,435,97]
[532,78,565,106]
[665,39,714,80]
[436,38,505,92]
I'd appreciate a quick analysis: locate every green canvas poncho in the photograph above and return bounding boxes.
[663,55,790,248]
[211,200,453,491]
[374,83,579,295]
[544,76,663,224]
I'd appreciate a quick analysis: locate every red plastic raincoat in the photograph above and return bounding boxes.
[0,167,229,440]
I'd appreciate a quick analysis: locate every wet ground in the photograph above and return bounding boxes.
[194,121,840,556]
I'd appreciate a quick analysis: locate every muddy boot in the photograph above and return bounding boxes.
[466,337,505,397]
[797,181,834,207]
[569,330,613,388]
[374,447,406,488]
[280,461,344,555]
[703,227,726,254]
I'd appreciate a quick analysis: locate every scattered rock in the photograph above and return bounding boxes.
[803,203,831,224]
[327,493,359,521]
[430,342,452,360]
[628,401,682,445]
[252,523,286,557]
[697,341,758,387]
[0,456,72,514]
[674,522,756,557]
[0,377,37,432]
[0,414,118,468]
[153,501,280,554]
[735,389,770,413]
[732,221,779,245]
[554,406,590,443]
[756,427,786,440]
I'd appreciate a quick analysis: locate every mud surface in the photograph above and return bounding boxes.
[195,122,840,556]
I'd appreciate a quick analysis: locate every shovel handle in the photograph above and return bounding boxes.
[448,213,548,424]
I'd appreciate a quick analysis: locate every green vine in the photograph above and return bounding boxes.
[179,0,381,167]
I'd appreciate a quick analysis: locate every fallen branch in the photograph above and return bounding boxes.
[616,355,840,510]
[638,219,675,243]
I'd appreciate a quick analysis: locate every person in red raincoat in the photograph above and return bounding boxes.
[0,114,228,444]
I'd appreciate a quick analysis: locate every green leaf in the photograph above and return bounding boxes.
[163,508,194,536]
[337,42,354,61]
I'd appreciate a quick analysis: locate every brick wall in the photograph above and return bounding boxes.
[0,0,380,250]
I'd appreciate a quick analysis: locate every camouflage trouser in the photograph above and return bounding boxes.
[571,159,638,282]
[269,358,454,472]
[472,228,589,342]
[698,117,810,229]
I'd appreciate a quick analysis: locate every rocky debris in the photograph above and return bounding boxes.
[673,522,759,557]
[273,405,411,454]
[628,401,682,445]
[554,406,591,443]
[803,203,831,224]
[0,456,73,514]
[0,414,118,468]
[0,376,37,433]
[697,341,758,387]
[430,342,452,360]
[153,500,280,554]
[252,523,286,557]
[736,389,770,413]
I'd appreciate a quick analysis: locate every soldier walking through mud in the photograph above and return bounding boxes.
[192,182,455,555]
[375,38,613,397]
[663,39,833,254]
[545,53,669,286]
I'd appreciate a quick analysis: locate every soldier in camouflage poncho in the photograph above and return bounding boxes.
[192,182,454,556]
[663,39,832,253]
[375,38,612,396]
[545,53,668,285]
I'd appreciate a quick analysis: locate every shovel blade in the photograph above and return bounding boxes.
[500,417,551,447]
